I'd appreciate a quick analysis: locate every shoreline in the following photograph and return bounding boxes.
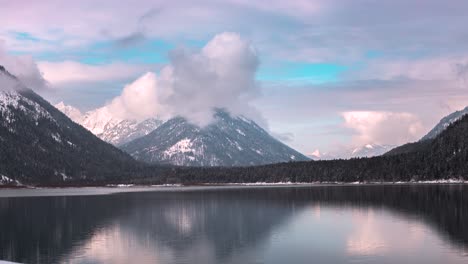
[1,179,467,189]
[0,181,466,198]
[0,179,466,190]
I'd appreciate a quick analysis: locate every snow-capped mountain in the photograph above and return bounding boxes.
[54,101,83,123]
[307,149,336,160]
[309,143,395,160]
[55,102,162,146]
[421,106,468,141]
[121,110,310,166]
[350,143,395,158]
[0,65,138,184]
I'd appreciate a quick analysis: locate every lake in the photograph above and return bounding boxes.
[0,185,467,264]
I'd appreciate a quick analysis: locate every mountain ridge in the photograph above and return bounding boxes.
[122,110,310,167]
[55,102,162,146]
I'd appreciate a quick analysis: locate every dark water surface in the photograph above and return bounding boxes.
[0,185,467,264]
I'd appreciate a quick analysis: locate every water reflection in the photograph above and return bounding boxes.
[0,185,467,264]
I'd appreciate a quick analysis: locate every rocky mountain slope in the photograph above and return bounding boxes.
[122,110,310,167]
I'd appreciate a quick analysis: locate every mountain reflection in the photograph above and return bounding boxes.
[0,185,467,264]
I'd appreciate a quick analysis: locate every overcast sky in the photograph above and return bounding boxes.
[1,0,468,156]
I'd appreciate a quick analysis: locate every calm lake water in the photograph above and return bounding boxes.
[0,185,467,264]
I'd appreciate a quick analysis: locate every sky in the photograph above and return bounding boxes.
[1,0,468,156]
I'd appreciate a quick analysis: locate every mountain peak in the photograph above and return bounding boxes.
[56,103,162,146]
[54,101,83,123]
[122,110,309,166]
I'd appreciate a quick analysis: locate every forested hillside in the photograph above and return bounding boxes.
[0,66,143,185]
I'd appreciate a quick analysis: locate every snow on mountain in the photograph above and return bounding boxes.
[307,149,336,160]
[0,87,53,128]
[309,143,395,160]
[0,65,138,184]
[54,101,83,123]
[97,118,162,146]
[421,106,468,141]
[121,109,310,167]
[1,67,52,124]
[80,106,121,135]
[55,103,162,146]
[350,143,395,158]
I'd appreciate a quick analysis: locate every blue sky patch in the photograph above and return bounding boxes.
[257,62,347,84]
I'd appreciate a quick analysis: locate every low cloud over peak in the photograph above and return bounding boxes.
[0,43,48,90]
[102,32,262,126]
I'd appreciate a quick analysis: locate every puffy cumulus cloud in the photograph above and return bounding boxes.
[0,42,48,90]
[38,61,153,85]
[104,32,261,125]
[342,111,424,146]
[165,32,259,125]
[106,71,170,121]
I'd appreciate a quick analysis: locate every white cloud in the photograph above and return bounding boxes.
[0,42,47,90]
[342,111,424,146]
[102,32,261,125]
[106,71,169,121]
[38,61,153,85]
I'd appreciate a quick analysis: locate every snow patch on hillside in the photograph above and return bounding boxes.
[1,90,53,124]
[165,138,195,155]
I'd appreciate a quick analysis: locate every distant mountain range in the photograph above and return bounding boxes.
[121,110,310,166]
[313,107,468,160]
[55,102,162,146]
[0,65,140,185]
[309,143,395,160]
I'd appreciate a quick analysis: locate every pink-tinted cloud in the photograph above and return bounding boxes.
[342,111,424,146]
